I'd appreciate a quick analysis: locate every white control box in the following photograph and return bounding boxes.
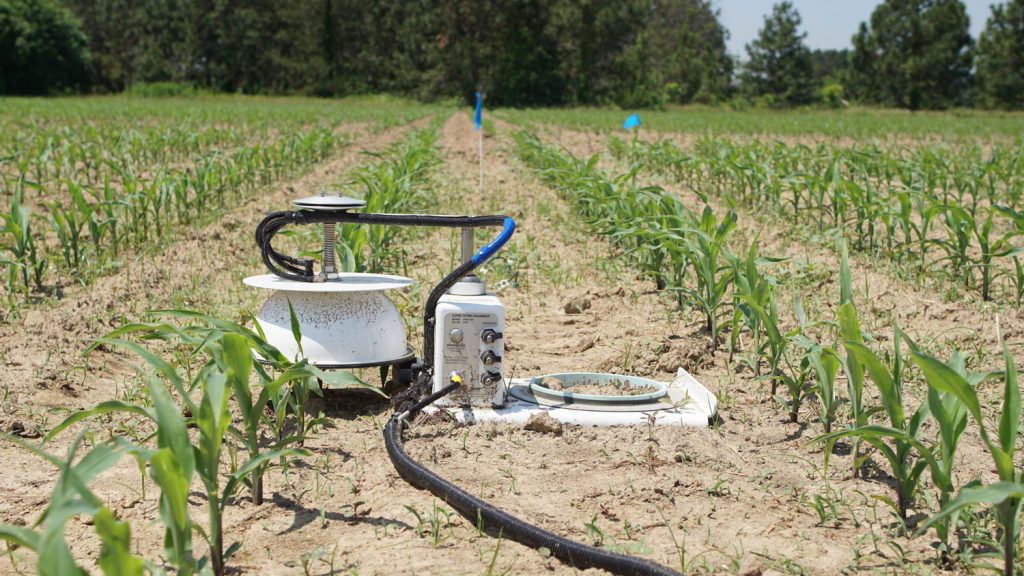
[432,292,506,407]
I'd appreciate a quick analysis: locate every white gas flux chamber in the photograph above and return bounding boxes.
[245,193,716,427]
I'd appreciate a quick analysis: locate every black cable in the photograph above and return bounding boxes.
[383,378,682,576]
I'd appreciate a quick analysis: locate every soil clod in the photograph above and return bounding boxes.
[562,296,591,315]
[523,412,563,436]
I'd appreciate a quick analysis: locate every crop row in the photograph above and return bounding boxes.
[337,125,442,274]
[516,131,1023,573]
[0,127,342,311]
[0,95,441,204]
[0,122,267,192]
[611,136,1024,302]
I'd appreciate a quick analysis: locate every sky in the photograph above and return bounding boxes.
[716,0,992,57]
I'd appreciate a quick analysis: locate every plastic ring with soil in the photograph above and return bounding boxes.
[528,372,668,405]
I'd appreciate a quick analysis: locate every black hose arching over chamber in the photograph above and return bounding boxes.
[254,210,508,376]
[384,378,683,576]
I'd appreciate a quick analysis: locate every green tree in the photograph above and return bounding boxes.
[653,0,732,104]
[809,48,849,87]
[0,0,92,94]
[848,0,973,110]
[741,1,815,107]
[56,0,736,107]
[976,0,1024,109]
[847,22,877,103]
[62,0,134,91]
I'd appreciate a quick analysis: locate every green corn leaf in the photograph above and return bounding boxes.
[0,523,41,551]
[838,238,853,306]
[923,482,1024,530]
[38,524,87,576]
[843,341,905,427]
[838,302,865,425]
[912,348,1016,480]
[147,377,195,481]
[910,350,983,434]
[92,337,193,412]
[151,309,289,365]
[45,401,154,444]
[998,337,1020,460]
[94,508,145,576]
[222,332,254,414]
[816,424,949,491]
[221,447,310,511]
[148,448,194,564]
[287,299,304,357]
[196,370,231,483]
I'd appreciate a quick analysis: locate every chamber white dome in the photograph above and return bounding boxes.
[244,273,414,367]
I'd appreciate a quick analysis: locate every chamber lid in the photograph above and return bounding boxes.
[244,273,414,292]
[292,193,365,211]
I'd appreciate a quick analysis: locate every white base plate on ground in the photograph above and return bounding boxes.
[425,368,717,428]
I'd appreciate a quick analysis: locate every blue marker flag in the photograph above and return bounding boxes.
[623,113,641,130]
[474,92,482,130]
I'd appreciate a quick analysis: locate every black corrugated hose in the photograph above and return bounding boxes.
[383,376,682,576]
[263,209,681,574]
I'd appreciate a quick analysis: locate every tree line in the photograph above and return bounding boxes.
[1,0,1022,110]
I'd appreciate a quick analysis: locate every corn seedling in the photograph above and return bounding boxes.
[0,432,146,575]
[41,310,376,575]
[680,205,737,344]
[2,181,47,294]
[790,330,840,430]
[803,337,841,434]
[917,333,1022,576]
[818,324,944,524]
[730,239,784,374]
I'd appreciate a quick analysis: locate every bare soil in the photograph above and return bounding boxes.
[0,111,1018,576]
[533,376,661,397]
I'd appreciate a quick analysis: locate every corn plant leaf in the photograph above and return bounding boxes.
[222,332,254,413]
[816,424,948,490]
[44,401,154,444]
[94,508,145,576]
[0,523,40,550]
[151,309,289,365]
[147,376,195,481]
[287,299,304,358]
[923,481,1024,530]
[911,348,1016,480]
[221,447,310,511]
[97,321,198,347]
[838,302,865,424]
[910,351,983,433]
[92,337,193,412]
[843,341,905,427]
[148,448,194,565]
[303,362,379,394]
[38,525,88,576]
[838,238,853,306]
[998,338,1020,461]
[196,370,231,484]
